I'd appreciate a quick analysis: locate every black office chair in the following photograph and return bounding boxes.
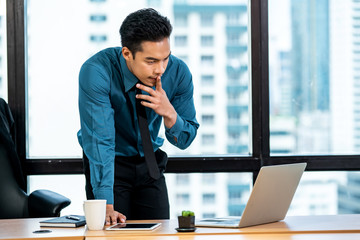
[0,98,71,218]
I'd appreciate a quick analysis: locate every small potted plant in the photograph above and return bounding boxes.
[177,210,195,230]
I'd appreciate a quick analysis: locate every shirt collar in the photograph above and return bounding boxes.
[120,51,138,92]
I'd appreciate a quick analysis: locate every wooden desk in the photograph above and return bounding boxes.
[84,233,360,240]
[1,215,360,240]
[0,218,85,240]
[84,214,360,239]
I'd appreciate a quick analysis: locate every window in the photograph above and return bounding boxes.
[227,32,240,45]
[201,75,215,85]
[174,35,187,47]
[202,173,216,185]
[202,213,216,218]
[228,111,241,123]
[227,51,242,61]
[202,134,215,145]
[228,190,242,202]
[176,193,190,205]
[90,15,107,22]
[269,0,337,155]
[24,1,251,160]
[201,55,214,66]
[201,35,214,47]
[227,65,246,83]
[29,175,86,216]
[227,12,240,25]
[227,92,240,104]
[174,13,188,27]
[176,174,190,185]
[12,0,360,220]
[147,0,161,8]
[21,1,251,217]
[201,95,215,106]
[201,13,213,27]
[90,35,107,42]
[165,173,251,219]
[228,132,240,145]
[202,193,216,204]
[228,208,243,216]
[177,55,188,64]
[201,114,215,125]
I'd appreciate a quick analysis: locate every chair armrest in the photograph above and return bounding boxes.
[28,189,71,217]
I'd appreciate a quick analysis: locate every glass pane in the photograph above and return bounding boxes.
[26,0,251,158]
[269,0,359,155]
[0,0,7,100]
[28,175,86,215]
[290,171,358,215]
[30,171,360,217]
[29,172,253,218]
[167,173,253,218]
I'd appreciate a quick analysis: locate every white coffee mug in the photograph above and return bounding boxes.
[83,199,106,230]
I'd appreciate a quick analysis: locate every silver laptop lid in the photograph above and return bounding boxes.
[238,162,307,227]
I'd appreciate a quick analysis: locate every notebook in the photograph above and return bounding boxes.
[195,162,307,228]
[39,215,86,228]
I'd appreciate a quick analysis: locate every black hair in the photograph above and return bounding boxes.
[119,8,173,58]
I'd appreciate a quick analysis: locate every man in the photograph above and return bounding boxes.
[77,8,199,225]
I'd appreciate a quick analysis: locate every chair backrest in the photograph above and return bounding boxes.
[0,98,29,218]
[0,143,29,218]
[0,98,26,191]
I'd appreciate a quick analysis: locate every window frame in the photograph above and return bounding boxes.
[6,0,360,181]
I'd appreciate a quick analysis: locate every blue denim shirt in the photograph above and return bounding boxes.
[77,47,199,204]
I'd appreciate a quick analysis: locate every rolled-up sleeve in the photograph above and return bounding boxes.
[78,62,115,204]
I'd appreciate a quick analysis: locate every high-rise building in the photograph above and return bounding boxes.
[291,0,330,114]
[289,0,331,154]
[269,0,345,215]
[163,1,251,218]
[338,172,360,213]
[162,1,250,156]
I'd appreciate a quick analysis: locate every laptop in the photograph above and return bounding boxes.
[195,162,307,228]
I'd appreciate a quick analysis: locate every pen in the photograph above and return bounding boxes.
[66,215,80,221]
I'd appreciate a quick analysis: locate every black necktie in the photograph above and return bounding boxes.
[136,88,160,179]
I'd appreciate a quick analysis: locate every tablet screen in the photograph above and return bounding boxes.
[106,223,161,230]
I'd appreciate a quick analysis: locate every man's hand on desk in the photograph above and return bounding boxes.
[105,204,126,225]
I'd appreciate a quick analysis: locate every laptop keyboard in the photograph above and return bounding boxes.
[199,218,241,225]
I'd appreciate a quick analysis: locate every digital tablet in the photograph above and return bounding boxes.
[106,223,161,231]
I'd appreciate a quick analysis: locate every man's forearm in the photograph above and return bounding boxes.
[163,107,177,129]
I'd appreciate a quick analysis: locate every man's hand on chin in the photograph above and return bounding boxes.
[136,77,177,129]
[105,204,126,225]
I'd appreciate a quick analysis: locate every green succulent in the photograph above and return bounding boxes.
[181,210,195,217]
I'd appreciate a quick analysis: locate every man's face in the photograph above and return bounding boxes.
[123,38,171,87]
